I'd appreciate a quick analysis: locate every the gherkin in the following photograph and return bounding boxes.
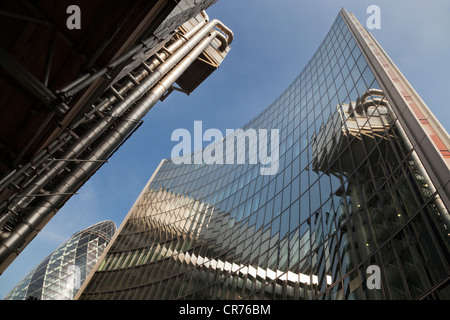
[4,220,116,300]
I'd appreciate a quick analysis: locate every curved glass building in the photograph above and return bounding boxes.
[4,220,116,300]
[77,9,450,300]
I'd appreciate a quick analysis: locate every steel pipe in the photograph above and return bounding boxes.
[0,16,222,213]
[0,30,227,271]
[0,14,213,193]
[0,13,222,196]
[56,11,214,100]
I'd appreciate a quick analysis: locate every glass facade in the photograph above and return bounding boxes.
[77,10,450,300]
[4,221,116,300]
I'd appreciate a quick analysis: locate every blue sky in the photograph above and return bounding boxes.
[1,0,449,298]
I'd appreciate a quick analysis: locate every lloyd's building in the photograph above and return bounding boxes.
[76,9,450,300]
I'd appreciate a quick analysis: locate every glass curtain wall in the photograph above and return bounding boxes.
[5,221,116,300]
[78,12,450,300]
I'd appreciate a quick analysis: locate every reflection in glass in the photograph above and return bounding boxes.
[78,12,449,300]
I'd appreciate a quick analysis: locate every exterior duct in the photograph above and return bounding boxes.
[0,16,230,200]
[0,16,230,221]
[0,34,196,223]
[0,11,214,199]
[56,15,232,101]
[0,22,231,273]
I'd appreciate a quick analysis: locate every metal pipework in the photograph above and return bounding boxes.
[55,11,211,100]
[1,15,230,218]
[0,29,229,272]
[199,10,209,21]
[0,12,216,198]
[0,13,213,195]
[107,19,231,120]
[71,16,212,118]
[0,16,232,242]
[0,68,149,194]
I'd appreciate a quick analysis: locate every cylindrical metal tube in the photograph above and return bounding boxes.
[0,31,225,270]
[0,16,230,195]
[57,12,213,99]
[2,17,228,216]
